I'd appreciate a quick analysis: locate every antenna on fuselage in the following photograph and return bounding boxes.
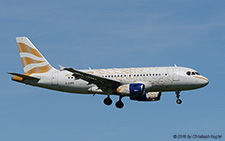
[59,65,65,71]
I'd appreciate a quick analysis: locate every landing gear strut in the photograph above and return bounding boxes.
[176,91,182,104]
[115,95,124,109]
[104,95,112,106]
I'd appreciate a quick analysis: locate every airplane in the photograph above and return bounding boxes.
[9,37,209,109]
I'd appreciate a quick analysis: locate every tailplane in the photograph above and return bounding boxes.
[16,37,54,74]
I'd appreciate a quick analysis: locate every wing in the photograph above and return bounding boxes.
[64,67,122,92]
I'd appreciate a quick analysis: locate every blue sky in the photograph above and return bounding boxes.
[1,0,225,140]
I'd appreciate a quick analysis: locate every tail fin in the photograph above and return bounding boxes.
[16,37,54,74]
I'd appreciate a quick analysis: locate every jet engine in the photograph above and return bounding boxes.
[116,83,145,96]
[130,92,161,101]
[116,83,161,101]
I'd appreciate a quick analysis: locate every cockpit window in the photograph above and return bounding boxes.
[196,72,200,75]
[187,71,200,76]
[186,71,191,76]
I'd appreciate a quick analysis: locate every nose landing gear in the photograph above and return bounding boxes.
[176,99,182,104]
[176,91,182,104]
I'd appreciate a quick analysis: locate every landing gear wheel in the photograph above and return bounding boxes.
[104,96,112,106]
[115,100,124,109]
[176,99,182,104]
[175,91,182,105]
[115,95,124,109]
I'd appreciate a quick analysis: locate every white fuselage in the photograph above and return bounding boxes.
[24,66,209,96]
[11,37,209,108]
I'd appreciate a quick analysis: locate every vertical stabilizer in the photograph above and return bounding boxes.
[16,37,54,74]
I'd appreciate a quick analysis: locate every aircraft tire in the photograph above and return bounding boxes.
[104,97,112,105]
[176,99,182,104]
[115,100,124,109]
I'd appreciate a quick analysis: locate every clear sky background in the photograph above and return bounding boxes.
[1,0,225,140]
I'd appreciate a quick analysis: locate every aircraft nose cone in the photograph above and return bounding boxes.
[203,79,209,86]
[194,76,209,88]
[200,76,209,86]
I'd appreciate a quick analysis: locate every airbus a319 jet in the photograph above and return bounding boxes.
[9,37,209,109]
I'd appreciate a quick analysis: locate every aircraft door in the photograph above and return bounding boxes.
[173,68,180,81]
[52,72,58,85]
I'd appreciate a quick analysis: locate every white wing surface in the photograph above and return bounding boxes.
[64,67,122,92]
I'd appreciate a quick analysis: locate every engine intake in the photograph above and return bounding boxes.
[117,83,145,96]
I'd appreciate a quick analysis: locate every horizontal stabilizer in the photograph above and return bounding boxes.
[8,72,40,82]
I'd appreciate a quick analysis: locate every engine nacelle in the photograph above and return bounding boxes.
[116,83,161,102]
[117,83,145,96]
[130,92,162,101]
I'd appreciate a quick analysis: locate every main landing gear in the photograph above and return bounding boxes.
[115,96,124,109]
[175,91,182,104]
[104,95,112,106]
[103,95,124,109]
